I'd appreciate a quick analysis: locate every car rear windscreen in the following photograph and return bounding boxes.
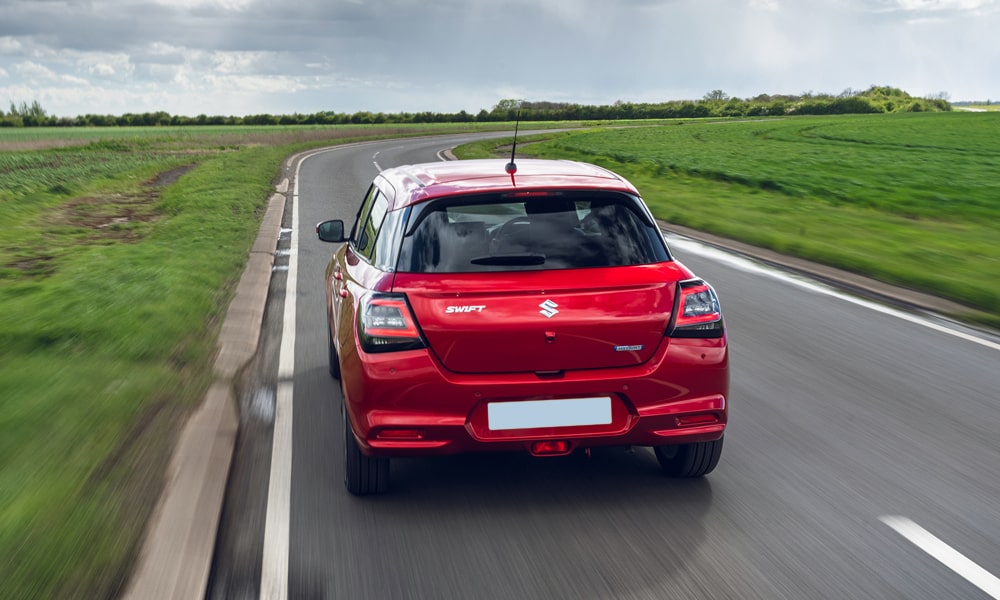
[396,193,670,273]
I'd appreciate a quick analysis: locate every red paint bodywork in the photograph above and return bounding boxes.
[325,159,728,458]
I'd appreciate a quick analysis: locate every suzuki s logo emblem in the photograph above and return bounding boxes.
[539,300,559,318]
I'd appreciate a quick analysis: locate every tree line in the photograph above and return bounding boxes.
[1,86,950,128]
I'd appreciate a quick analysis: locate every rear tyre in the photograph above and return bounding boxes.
[343,404,389,495]
[327,320,341,379]
[654,437,723,478]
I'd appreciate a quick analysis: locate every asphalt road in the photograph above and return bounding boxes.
[208,134,1000,599]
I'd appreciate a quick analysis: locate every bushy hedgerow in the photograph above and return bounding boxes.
[5,85,950,128]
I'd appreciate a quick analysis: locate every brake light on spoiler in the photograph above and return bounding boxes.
[668,279,725,339]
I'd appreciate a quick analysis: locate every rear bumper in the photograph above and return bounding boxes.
[339,336,728,457]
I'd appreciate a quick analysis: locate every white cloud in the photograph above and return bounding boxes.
[750,0,782,10]
[88,64,116,76]
[61,73,90,86]
[76,52,134,79]
[893,0,995,9]
[861,0,999,11]
[210,51,272,74]
[147,42,187,58]
[202,73,310,94]
[0,37,24,54]
[107,0,253,10]
[14,61,59,81]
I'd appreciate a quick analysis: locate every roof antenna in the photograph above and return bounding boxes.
[505,109,521,175]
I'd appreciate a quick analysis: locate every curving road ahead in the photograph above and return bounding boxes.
[208,134,1000,599]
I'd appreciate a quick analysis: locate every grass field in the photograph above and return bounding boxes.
[2,113,998,598]
[0,122,530,599]
[0,141,282,599]
[0,122,500,148]
[457,112,1000,325]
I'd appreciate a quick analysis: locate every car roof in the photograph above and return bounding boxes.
[377,159,640,209]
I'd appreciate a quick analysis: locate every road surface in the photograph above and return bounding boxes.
[208,133,1000,600]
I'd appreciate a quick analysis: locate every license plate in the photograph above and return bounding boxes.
[487,397,612,431]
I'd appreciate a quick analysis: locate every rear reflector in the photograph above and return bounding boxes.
[530,440,572,456]
[675,414,720,427]
[376,428,425,440]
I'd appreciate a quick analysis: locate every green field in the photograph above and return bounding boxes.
[457,112,1000,324]
[1,142,277,600]
[0,123,522,599]
[2,113,999,599]
[0,122,525,152]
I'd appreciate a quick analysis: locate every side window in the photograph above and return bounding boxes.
[355,190,389,261]
[351,185,379,252]
[371,209,405,271]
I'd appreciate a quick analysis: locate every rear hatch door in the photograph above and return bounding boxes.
[394,264,685,374]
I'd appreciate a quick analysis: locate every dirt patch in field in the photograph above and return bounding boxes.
[146,164,195,188]
[4,165,196,279]
[51,165,194,241]
[7,255,56,277]
[0,138,94,152]
[55,193,162,242]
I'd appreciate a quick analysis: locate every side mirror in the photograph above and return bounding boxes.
[316,220,347,243]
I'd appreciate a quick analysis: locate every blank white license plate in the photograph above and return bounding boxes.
[487,397,612,431]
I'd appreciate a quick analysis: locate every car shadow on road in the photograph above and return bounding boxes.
[391,445,712,501]
[313,449,717,599]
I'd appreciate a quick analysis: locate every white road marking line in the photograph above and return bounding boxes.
[260,381,292,599]
[880,516,1000,599]
[373,150,383,172]
[257,139,414,600]
[259,155,303,600]
[667,234,1000,353]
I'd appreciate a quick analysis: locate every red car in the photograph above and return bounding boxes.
[317,158,728,495]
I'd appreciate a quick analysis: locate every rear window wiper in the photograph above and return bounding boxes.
[470,253,546,266]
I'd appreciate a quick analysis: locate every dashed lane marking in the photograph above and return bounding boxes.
[880,516,1000,599]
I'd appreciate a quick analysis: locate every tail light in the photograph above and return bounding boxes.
[669,279,724,338]
[358,293,427,353]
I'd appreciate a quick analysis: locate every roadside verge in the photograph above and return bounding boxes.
[123,181,288,600]
[658,220,975,318]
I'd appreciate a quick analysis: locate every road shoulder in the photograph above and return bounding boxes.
[659,220,975,318]
[123,187,287,600]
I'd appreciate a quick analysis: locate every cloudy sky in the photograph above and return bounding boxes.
[0,0,997,117]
